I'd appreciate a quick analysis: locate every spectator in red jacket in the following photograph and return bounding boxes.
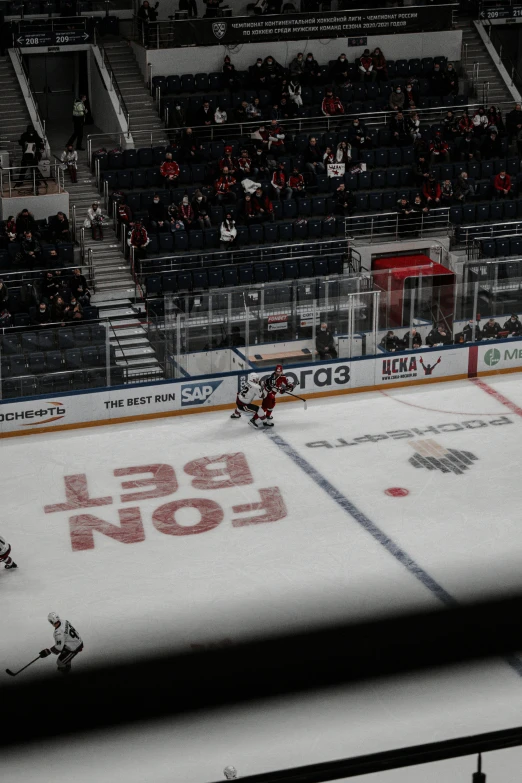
[322,87,344,116]
[358,49,375,82]
[289,166,305,196]
[494,170,512,199]
[219,145,238,175]
[252,187,274,222]
[422,174,442,205]
[238,149,257,179]
[268,120,286,155]
[160,152,180,188]
[271,162,292,201]
[214,166,237,204]
[429,133,450,164]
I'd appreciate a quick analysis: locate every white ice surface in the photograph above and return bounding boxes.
[2,375,522,782]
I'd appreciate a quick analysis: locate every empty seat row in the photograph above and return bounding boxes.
[1,325,106,356]
[451,200,522,227]
[1,345,112,378]
[0,367,124,400]
[145,256,343,295]
[480,240,522,259]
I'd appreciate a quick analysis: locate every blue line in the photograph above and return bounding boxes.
[268,432,522,678]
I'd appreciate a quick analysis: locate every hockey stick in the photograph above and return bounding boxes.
[6,656,40,677]
[286,391,308,410]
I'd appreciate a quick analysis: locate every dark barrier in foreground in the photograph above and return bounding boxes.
[3,592,522,749]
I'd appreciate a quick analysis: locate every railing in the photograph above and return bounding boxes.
[12,47,47,151]
[0,162,65,197]
[94,32,131,137]
[79,228,96,288]
[485,20,522,95]
[458,219,522,254]
[0,262,95,298]
[344,208,452,244]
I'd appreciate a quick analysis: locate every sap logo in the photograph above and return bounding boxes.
[181,380,223,406]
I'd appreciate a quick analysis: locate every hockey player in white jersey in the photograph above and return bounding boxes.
[39,612,84,674]
[230,373,263,419]
[0,534,17,570]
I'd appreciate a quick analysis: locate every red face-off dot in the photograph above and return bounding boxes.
[385,487,410,497]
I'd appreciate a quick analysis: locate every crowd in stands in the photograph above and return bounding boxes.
[0,208,93,329]
[380,314,522,352]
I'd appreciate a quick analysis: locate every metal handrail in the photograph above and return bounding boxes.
[485,20,522,94]
[12,47,48,152]
[0,162,65,196]
[95,32,131,137]
[0,263,93,291]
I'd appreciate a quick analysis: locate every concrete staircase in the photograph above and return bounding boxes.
[457,18,513,107]
[101,40,168,146]
[0,56,32,167]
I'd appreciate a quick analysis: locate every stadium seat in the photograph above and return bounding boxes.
[222,266,238,287]
[283,261,299,279]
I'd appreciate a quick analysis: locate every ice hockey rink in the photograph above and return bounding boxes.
[3,374,522,783]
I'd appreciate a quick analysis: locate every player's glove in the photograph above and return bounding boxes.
[39,649,51,658]
[286,383,295,392]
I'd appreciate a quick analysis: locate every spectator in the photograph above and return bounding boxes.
[235,100,249,122]
[404,83,418,111]
[454,171,475,201]
[268,120,286,155]
[503,314,522,336]
[409,112,421,142]
[445,63,459,95]
[50,295,66,323]
[304,136,325,179]
[87,201,104,240]
[180,128,203,164]
[389,85,404,111]
[458,132,481,163]
[160,152,180,189]
[430,63,448,97]
[426,324,451,346]
[422,174,441,206]
[397,196,415,237]
[390,111,410,147]
[116,198,133,228]
[214,167,237,204]
[237,149,256,179]
[472,107,488,137]
[32,300,51,326]
[494,169,512,199]
[222,55,239,92]
[3,215,16,244]
[16,124,44,186]
[487,105,503,133]
[481,317,502,339]
[252,187,274,222]
[219,146,238,176]
[371,47,387,81]
[359,49,375,82]
[440,179,454,206]
[316,322,337,359]
[278,97,294,121]
[242,193,261,225]
[16,208,37,237]
[42,270,59,303]
[60,144,77,183]
[249,58,265,89]
[380,330,402,351]
[402,328,422,349]
[64,297,83,322]
[462,320,481,342]
[271,161,292,201]
[167,202,181,229]
[69,267,90,304]
[247,97,263,121]
[348,117,372,149]
[412,154,430,186]
[220,213,237,249]
[179,195,196,229]
[335,183,356,217]
[329,53,349,82]
[322,87,344,117]
[506,102,522,141]
[481,130,502,160]
[303,53,319,85]
[137,0,158,42]
[0,280,8,309]
[252,147,271,178]
[411,192,430,227]
[148,194,168,232]
[289,53,304,79]
[214,105,228,125]
[458,110,474,136]
[48,211,71,243]
[192,190,211,229]
[20,230,42,265]
[289,166,305,197]
[263,55,283,77]
[170,102,186,129]
[66,95,89,151]
[195,100,214,126]
[429,133,450,164]
[288,78,303,109]
[128,219,150,264]
[323,146,335,166]
[443,110,459,142]
[336,140,352,164]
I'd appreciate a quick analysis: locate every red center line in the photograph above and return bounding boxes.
[471,378,522,418]
[379,389,514,417]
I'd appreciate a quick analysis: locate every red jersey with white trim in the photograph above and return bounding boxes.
[0,535,10,558]
[263,371,293,395]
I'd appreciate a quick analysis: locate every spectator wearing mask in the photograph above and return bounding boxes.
[271,162,292,201]
[16,208,37,237]
[66,95,89,150]
[246,98,263,121]
[422,174,441,206]
[402,328,423,350]
[389,86,405,111]
[48,212,71,243]
[220,213,237,249]
[149,194,169,232]
[289,166,305,197]
[322,87,344,117]
[268,120,286,155]
[481,318,502,339]
[487,105,504,133]
[443,110,459,142]
[237,149,257,179]
[20,230,42,265]
[170,102,186,129]
[462,320,481,342]
[288,78,303,109]
[219,146,238,176]
[335,183,356,217]
[430,63,448,97]
[458,132,481,163]
[404,83,418,110]
[180,128,203,164]
[242,193,261,225]
[380,330,402,351]
[179,195,195,229]
[359,49,375,82]
[348,118,373,149]
[61,144,78,183]
[440,179,454,206]
[263,55,283,76]
[303,53,319,84]
[481,130,502,160]
[330,54,349,82]
[304,136,325,178]
[160,152,180,189]
[426,324,451,346]
[222,55,239,92]
[289,53,305,79]
[191,191,211,229]
[128,219,150,265]
[454,171,475,201]
[214,167,237,204]
[372,47,387,81]
[472,107,488,137]
[494,170,512,199]
[503,314,522,336]
[316,322,337,359]
[87,201,104,240]
[336,140,352,164]
[50,295,66,323]
[458,111,474,136]
[195,100,214,126]
[32,300,51,326]
[69,267,90,304]
[390,111,411,147]
[117,198,133,228]
[249,58,265,89]
[64,297,83,322]
[42,270,59,303]
[429,133,450,164]
[252,187,274,222]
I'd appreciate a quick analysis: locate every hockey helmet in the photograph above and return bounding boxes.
[223,767,238,780]
[248,372,260,384]
[48,611,61,626]
[275,364,283,374]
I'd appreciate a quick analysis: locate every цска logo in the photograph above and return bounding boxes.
[484,348,501,367]
[212,21,227,39]
[181,380,223,406]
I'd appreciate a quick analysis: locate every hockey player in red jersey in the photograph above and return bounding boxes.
[0,534,17,569]
[249,365,294,429]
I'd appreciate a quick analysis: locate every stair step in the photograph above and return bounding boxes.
[115,345,155,358]
[126,366,163,378]
[116,356,159,366]
[111,326,147,339]
[99,306,139,318]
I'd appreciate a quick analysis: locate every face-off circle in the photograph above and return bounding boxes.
[385,487,410,498]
